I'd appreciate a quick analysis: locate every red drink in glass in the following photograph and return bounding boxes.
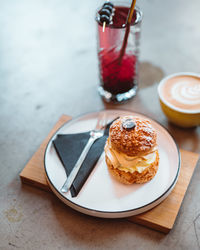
[96,4,142,102]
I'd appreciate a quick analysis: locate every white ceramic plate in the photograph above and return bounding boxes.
[44,110,180,218]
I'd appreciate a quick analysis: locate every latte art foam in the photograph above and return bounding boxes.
[171,81,200,105]
[160,75,200,112]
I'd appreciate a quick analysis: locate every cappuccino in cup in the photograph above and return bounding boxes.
[159,73,200,113]
[158,73,200,127]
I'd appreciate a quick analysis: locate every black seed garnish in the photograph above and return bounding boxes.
[100,8,111,17]
[102,4,113,13]
[122,119,136,130]
[100,14,110,24]
[103,2,114,8]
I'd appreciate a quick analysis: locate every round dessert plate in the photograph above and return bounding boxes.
[44,109,180,218]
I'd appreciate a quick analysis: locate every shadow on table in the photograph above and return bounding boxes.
[139,61,165,89]
[19,183,166,245]
[49,194,166,247]
[167,122,200,153]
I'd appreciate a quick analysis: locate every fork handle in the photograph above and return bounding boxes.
[61,136,96,193]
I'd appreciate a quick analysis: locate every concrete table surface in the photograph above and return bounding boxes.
[0,0,200,249]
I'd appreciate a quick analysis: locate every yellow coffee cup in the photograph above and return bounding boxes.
[157,72,200,128]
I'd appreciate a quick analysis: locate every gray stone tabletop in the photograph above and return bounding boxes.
[0,0,199,249]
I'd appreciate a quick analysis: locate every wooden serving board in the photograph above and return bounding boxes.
[20,115,199,233]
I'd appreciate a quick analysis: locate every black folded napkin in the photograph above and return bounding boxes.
[53,120,114,197]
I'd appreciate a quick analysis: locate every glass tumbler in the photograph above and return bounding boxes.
[96,3,142,103]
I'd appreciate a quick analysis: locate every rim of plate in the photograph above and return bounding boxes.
[44,109,181,216]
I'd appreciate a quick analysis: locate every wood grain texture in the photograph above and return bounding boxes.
[129,149,199,233]
[19,115,199,233]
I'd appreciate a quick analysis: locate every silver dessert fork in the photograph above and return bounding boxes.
[61,113,107,193]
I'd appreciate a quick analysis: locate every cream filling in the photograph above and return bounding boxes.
[105,141,157,174]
